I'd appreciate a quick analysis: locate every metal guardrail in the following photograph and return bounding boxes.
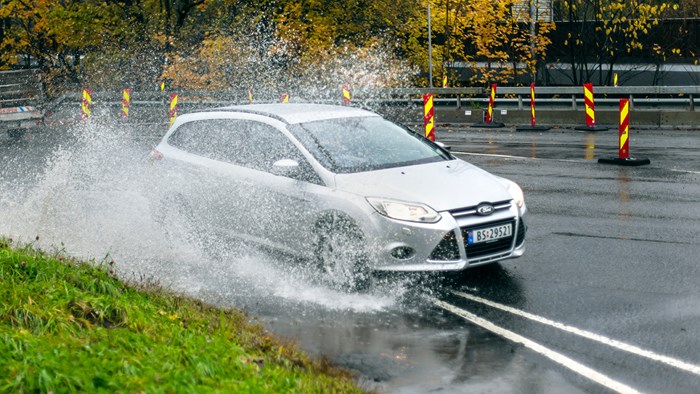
[50,85,699,112]
[369,86,700,111]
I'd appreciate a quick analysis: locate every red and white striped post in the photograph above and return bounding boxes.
[81,88,92,120]
[485,84,497,124]
[168,94,178,126]
[598,98,649,166]
[280,93,289,103]
[576,83,607,131]
[342,84,351,106]
[473,83,505,128]
[584,83,596,127]
[121,88,131,120]
[618,99,630,159]
[423,94,435,141]
[529,83,536,127]
[516,83,551,131]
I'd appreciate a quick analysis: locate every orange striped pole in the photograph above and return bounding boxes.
[485,84,497,124]
[423,94,435,141]
[121,88,131,119]
[168,94,178,126]
[614,73,618,87]
[516,83,550,131]
[442,75,448,88]
[342,84,351,106]
[81,88,92,120]
[248,87,253,104]
[619,99,630,159]
[529,83,536,127]
[280,93,289,103]
[583,83,596,127]
[598,98,649,165]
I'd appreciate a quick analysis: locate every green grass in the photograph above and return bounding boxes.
[0,238,363,393]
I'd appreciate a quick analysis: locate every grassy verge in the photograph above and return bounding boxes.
[0,238,362,393]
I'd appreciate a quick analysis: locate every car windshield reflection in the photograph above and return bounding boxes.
[288,117,453,174]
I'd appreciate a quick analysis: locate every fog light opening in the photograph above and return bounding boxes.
[429,231,460,261]
[391,246,416,260]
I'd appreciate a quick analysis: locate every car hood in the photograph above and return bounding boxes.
[334,159,512,212]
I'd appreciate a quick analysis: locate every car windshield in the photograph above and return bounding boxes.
[288,116,453,173]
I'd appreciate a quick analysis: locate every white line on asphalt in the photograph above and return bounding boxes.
[434,300,640,394]
[453,152,700,173]
[451,151,584,163]
[670,168,700,175]
[452,290,700,377]
[451,151,531,160]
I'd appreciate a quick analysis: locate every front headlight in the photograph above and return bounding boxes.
[505,180,525,208]
[366,197,441,223]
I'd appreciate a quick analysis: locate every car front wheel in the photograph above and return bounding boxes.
[313,215,371,292]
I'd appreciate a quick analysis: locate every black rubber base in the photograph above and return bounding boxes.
[471,122,506,128]
[575,125,609,131]
[598,157,651,166]
[515,125,551,132]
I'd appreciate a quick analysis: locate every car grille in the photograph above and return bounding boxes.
[461,219,516,259]
[429,217,525,263]
[449,199,512,218]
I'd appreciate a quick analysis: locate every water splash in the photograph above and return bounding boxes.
[0,121,416,313]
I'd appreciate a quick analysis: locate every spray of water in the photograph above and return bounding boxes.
[0,120,429,314]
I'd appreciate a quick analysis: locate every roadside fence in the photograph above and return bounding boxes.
[51,84,700,128]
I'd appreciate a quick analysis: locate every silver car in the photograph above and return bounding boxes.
[151,104,527,289]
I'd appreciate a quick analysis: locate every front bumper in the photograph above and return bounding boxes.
[367,202,527,272]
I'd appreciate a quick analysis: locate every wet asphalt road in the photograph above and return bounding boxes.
[2,122,700,393]
[430,126,700,393]
[255,126,700,393]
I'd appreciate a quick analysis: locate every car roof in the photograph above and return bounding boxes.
[204,103,380,124]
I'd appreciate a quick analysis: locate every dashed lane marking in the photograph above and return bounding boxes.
[452,290,700,377]
[452,151,700,174]
[434,300,640,394]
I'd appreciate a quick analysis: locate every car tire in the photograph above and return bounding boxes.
[313,214,371,292]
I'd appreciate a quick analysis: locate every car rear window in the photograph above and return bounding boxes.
[166,118,323,184]
[288,116,452,173]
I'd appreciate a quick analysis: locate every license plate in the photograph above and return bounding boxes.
[467,223,512,245]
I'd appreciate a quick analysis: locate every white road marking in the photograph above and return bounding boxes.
[451,151,531,160]
[451,151,584,163]
[452,290,700,377]
[453,151,700,174]
[670,168,700,175]
[434,300,640,394]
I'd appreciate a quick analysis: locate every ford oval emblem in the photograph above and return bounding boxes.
[476,204,494,216]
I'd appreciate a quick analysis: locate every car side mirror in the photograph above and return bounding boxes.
[272,159,300,177]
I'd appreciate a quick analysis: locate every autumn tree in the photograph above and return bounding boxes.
[553,0,677,85]
[0,0,128,92]
[400,0,555,87]
[459,0,554,86]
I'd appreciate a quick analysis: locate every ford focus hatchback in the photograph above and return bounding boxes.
[151,104,527,289]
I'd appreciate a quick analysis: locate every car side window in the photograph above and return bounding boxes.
[237,121,298,171]
[168,121,213,154]
[169,119,322,184]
